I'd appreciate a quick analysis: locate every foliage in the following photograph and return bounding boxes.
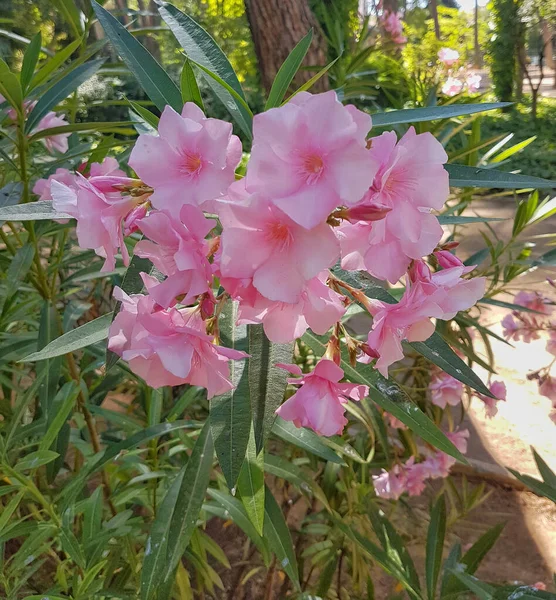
[487,0,522,101]
[0,1,556,599]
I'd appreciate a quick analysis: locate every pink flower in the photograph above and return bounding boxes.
[245,91,375,230]
[477,380,507,418]
[218,181,339,303]
[134,206,215,308]
[338,128,448,283]
[438,47,460,66]
[409,259,486,321]
[514,291,553,315]
[386,412,407,429]
[539,376,556,404]
[466,73,482,92]
[429,372,463,408]
[89,157,125,177]
[33,111,70,154]
[373,464,407,500]
[129,103,242,218]
[381,11,406,44]
[533,583,547,591]
[442,77,464,97]
[364,285,437,377]
[223,272,345,343]
[108,288,248,396]
[51,174,144,271]
[547,330,556,356]
[275,360,368,436]
[435,250,474,274]
[33,168,76,200]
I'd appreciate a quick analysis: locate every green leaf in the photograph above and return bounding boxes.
[493,586,555,599]
[20,32,42,92]
[157,2,252,138]
[248,325,293,453]
[128,100,160,129]
[206,489,270,564]
[437,215,505,225]
[188,59,253,118]
[30,37,82,90]
[461,522,505,575]
[285,57,339,102]
[210,300,250,489]
[28,121,135,142]
[532,247,556,268]
[0,491,25,534]
[426,495,446,600]
[264,453,331,511]
[15,449,59,471]
[237,426,265,535]
[39,382,79,453]
[163,422,214,580]
[449,570,494,599]
[445,164,556,189]
[265,29,313,110]
[23,313,112,361]
[491,135,536,163]
[272,417,344,464]
[263,485,299,589]
[334,520,421,599]
[180,58,204,110]
[371,103,512,127]
[507,468,556,503]
[0,59,23,114]
[52,0,83,38]
[3,244,35,305]
[91,1,182,112]
[37,301,63,422]
[0,200,72,222]
[60,526,86,569]
[59,420,201,509]
[25,58,106,133]
[532,449,556,488]
[141,422,213,599]
[302,331,466,462]
[479,297,543,314]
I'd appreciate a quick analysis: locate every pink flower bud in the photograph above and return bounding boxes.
[123,202,149,236]
[342,203,391,224]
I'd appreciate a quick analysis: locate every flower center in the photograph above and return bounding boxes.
[301,153,324,184]
[265,221,293,251]
[180,152,203,176]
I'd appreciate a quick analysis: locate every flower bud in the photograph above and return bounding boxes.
[340,203,391,224]
[123,202,149,236]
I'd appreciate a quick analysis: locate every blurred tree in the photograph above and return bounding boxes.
[488,0,522,102]
[244,0,329,93]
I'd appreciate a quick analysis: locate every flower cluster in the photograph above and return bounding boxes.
[373,429,469,499]
[38,91,486,436]
[502,289,556,423]
[379,11,406,45]
[0,95,71,154]
[437,48,482,97]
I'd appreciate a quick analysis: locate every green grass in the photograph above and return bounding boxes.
[481,96,556,181]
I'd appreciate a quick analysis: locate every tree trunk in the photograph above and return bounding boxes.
[244,0,329,95]
[429,0,441,39]
[137,0,161,62]
[473,0,482,67]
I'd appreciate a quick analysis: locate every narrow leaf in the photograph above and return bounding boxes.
[437,215,505,225]
[265,29,312,109]
[371,103,512,127]
[272,417,344,464]
[91,1,182,112]
[26,58,106,133]
[39,382,79,452]
[3,244,35,304]
[264,485,299,589]
[30,37,82,90]
[449,570,494,599]
[158,2,252,137]
[248,325,293,453]
[180,58,204,110]
[23,313,112,361]
[446,164,556,189]
[210,300,250,489]
[532,449,556,488]
[0,200,72,222]
[20,32,42,91]
[15,449,59,471]
[237,426,265,535]
[60,526,86,569]
[285,57,339,102]
[426,495,446,600]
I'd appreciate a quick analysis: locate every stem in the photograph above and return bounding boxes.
[65,351,117,517]
[263,556,277,600]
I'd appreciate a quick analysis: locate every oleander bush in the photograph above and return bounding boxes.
[0,2,556,599]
